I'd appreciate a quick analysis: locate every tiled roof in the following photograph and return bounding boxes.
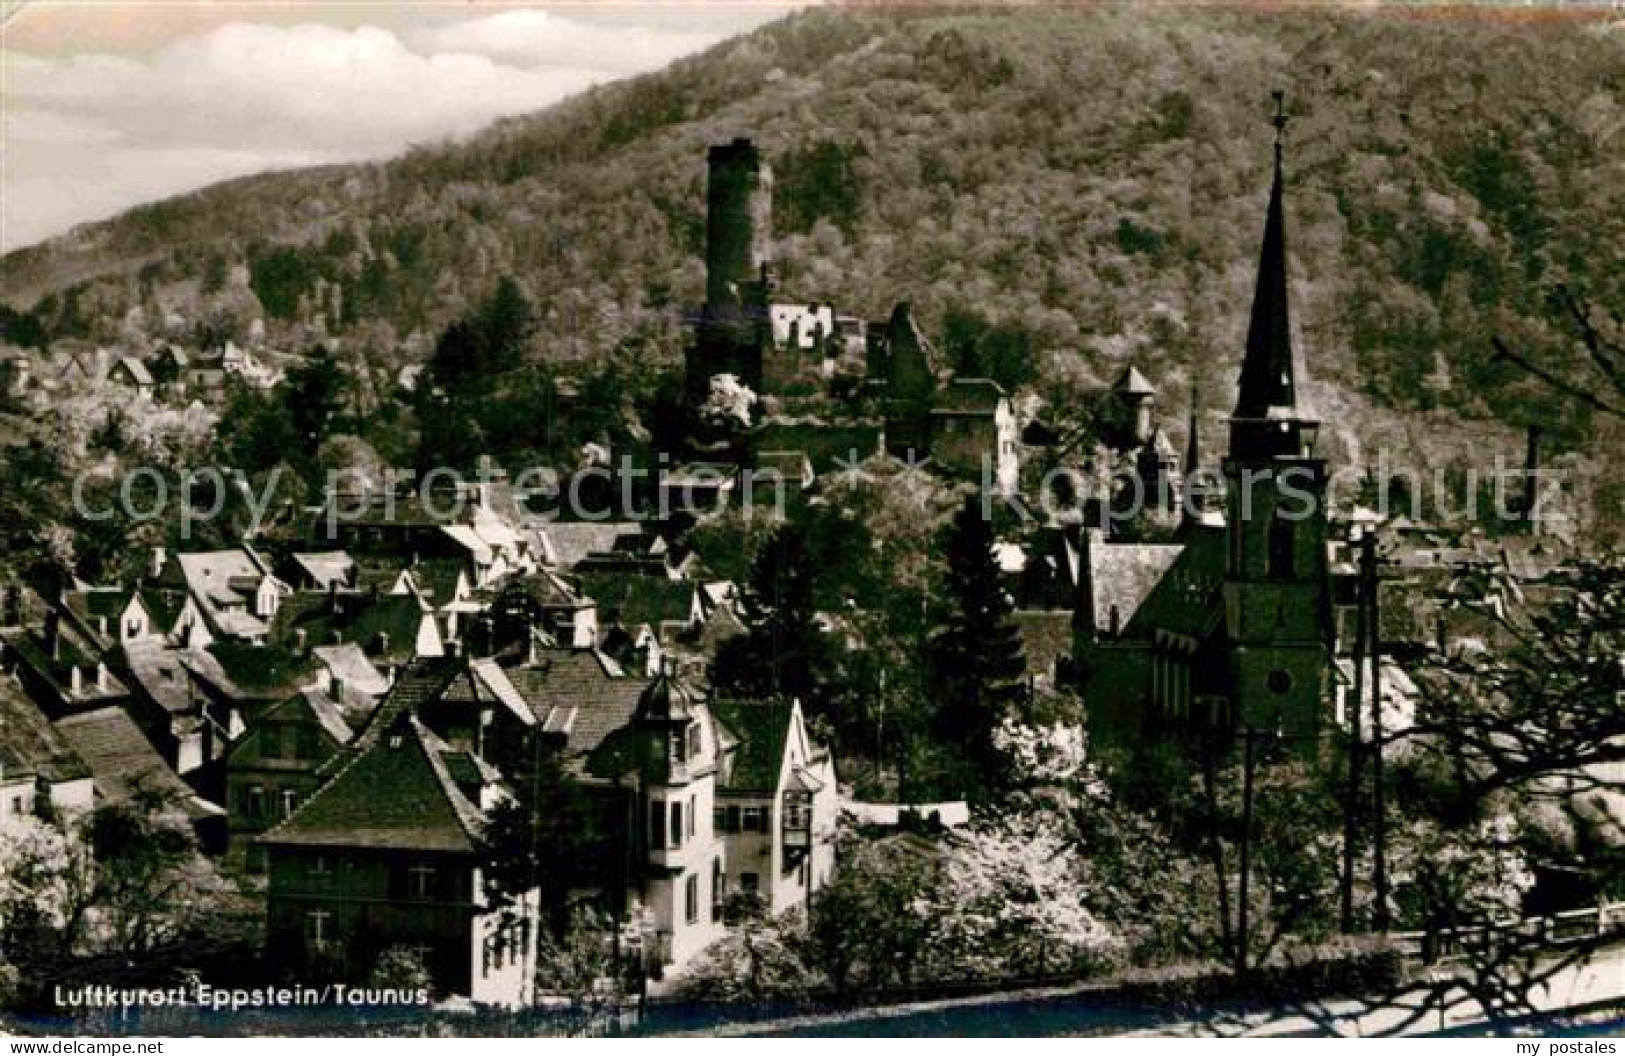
[575,572,696,629]
[53,706,219,817]
[259,714,484,853]
[312,643,391,698]
[538,522,646,570]
[1079,535,1185,635]
[290,552,356,591]
[1122,530,1226,640]
[710,698,793,795]
[503,648,647,778]
[0,676,90,784]
[117,640,200,715]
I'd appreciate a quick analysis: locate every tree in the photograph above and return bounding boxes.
[710,525,842,722]
[930,495,1029,800]
[480,750,611,938]
[284,345,350,449]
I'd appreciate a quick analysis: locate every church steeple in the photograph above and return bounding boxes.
[1230,91,1316,462]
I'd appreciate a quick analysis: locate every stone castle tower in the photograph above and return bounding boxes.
[1220,94,1334,739]
[688,138,776,402]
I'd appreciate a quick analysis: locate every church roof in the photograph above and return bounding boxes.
[1234,120,1297,422]
[1080,536,1184,635]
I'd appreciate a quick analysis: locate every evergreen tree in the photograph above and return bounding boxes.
[711,525,838,719]
[932,495,1028,800]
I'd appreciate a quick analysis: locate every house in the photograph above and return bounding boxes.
[496,570,599,650]
[535,522,648,572]
[0,609,129,717]
[260,710,537,1006]
[709,698,838,915]
[286,552,358,593]
[108,357,155,399]
[52,705,225,838]
[225,686,363,868]
[161,547,292,645]
[929,378,1020,496]
[274,587,445,667]
[0,676,95,832]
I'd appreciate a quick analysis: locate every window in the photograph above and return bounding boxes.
[247,785,266,819]
[684,874,699,925]
[671,728,687,763]
[261,725,285,759]
[711,858,725,921]
[1267,669,1295,695]
[726,806,741,832]
[649,801,666,850]
[306,909,332,953]
[740,872,759,895]
[686,723,702,760]
[408,864,436,898]
[669,801,683,849]
[297,726,321,760]
[713,806,728,832]
[280,788,298,818]
[308,855,332,880]
[1268,515,1295,580]
[688,794,697,839]
[741,805,768,833]
[782,793,809,830]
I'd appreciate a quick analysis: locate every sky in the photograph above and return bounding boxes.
[0,2,804,253]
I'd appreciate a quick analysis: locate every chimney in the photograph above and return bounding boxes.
[294,628,308,653]
[447,638,462,659]
[150,545,166,580]
[97,615,109,637]
[377,630,390,657]
[97,662,110,691]
[70,665,83,696]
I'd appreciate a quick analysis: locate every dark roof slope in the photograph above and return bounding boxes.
[710,698,793,795]
[259,714,483,853]
[0,677,90,783]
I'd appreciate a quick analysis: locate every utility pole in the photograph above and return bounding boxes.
[1234,724,1274,977]
[1340,527,1368,933]
[1367,535,1390,932]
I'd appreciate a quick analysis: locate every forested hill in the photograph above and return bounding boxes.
[3,7,1621,454]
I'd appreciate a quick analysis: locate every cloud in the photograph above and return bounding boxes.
[407,9,721,76]
[1,9,767,252]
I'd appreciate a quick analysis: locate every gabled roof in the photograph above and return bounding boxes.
[291,552,356,591]
[0,676,91,784]
[710,698,795,795]
[539,522,646,570]
[1079,535,1185,636]
[503,648,648,777]
[312,642,391,697]
[259,714,485,853]
[1123,529,1227,640]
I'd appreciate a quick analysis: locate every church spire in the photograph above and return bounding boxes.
[1230,91,1316,462]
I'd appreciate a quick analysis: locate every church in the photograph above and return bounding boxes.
[1077,97,1334,759]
